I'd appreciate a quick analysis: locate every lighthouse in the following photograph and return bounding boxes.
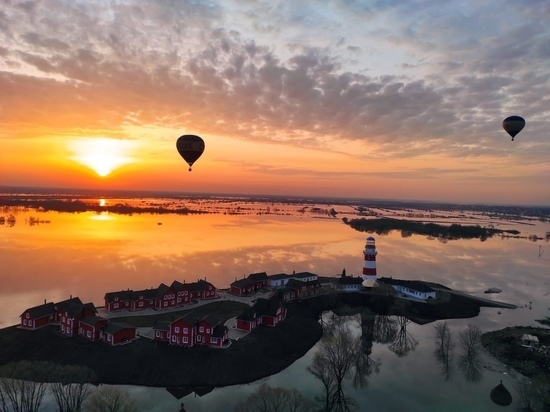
[362,236,378,288]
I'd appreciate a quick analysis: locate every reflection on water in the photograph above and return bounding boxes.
[1,198,549,411]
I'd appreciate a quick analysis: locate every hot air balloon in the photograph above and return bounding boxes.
[502,116,525,141]
[176,135,205,171]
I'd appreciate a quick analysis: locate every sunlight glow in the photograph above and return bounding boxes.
[69,138,137,177]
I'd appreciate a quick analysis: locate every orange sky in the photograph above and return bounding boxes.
[1,1,549,205]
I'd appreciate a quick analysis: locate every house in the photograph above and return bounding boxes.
[197,315,228,347]
[275,286,299,302]
[377,277,437,300]
[169,311,201,347]
[100,322,137,346]
[153,320,171,342]
[183,279,217,301]
[53,297,84,322]
[267,273,290,288]
[104,290,134,312]
[291,271,318,282]
[131,288,157,311]
[247,272,268,289]
[20,301,55,329]
[170,281,191,306]
[59,302,97,337]
[235,297,287,332]
[79,316,109,342]
[230,278,256,295]
[337,276,363,292]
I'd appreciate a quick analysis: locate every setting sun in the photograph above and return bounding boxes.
[69,138,137,177]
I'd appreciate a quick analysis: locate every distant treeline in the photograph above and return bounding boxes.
[0,198,209,216]
[342,217,520,240]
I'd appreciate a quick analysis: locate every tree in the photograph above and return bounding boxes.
[233,383,315,412]
[50,364,96,412]
[457,324,483,383]
[433,321,454,381]
[388,317,418,358]
[0,361,50,412]
[84,386,138,412]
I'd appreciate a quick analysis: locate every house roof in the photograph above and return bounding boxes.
[156,283,171,298]
[338,276,363,285]
[291,271,318,279]
[20,302,55,319]
[199,314,222,327]
[132,288,158,299]
[236,307,259,322]
[55,297,83,311]
[285,279,306,290]
[230,278,255,288]
[184,279,214,292]
[247,272,268,281]
[212,324,227,338]
[103,322,135,335]
[377,277,435,292]
[252,297,284,317]
[173,311,203,327]
[153,320,171,331]
[267,273,289,280]
[104,290,134,302]
[80,316,107,327]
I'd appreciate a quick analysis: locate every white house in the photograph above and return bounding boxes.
[377,277,437,300]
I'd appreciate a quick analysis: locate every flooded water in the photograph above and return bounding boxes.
[1,197,549,411]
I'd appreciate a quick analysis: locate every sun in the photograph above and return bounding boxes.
[69,138,136,177]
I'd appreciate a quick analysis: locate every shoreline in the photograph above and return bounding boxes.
[0,291,518,388]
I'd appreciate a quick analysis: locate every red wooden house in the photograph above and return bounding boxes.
[153,321,171,342]
[197,315,228,347]
[20,302,55,330]
[169,312,200,347]
[155,283,178,310]
[170,280,191,306]
[100,322,136,346]
[230,278,256,295]
[131,288,157,310]
[235,297,286,332]
[183,279,216,301]
[247,272,268,289]
[104,290,133,312]
[54,297,83,322]
[59,302,97,337]
[79,316,109,342]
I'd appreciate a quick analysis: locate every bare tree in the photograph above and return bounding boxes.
[433,321,454,381]
[307,354,335,412]
[389,317,418,358]
[84,386,138,412]
[373,315,397,344]
[50,364,96,412]
[0,361,50,412]
[233,383,315,412]
[457,324,483,383]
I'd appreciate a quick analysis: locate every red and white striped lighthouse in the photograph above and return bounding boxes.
[362,236,378,287]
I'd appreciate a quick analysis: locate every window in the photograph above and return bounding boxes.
[197,335,202,342]
[62,316,66,322]
[156,331,160,337]
[172,336,176,342]
[211,337,217,344]
[115,297,118,301]
[66,326,70,333]
[183,337,188,343]
[163,301,168,307]
[26,313,29,319]
[139,301,143,307]
[107,335,112,341]
[87,331,91,338]
[199,326,204,333]
[139,296,143,299]
[183,328,188,334]
[114,303,119,309]
[175,327,180,333]
[206,328,210,333]
[23,319,27,325]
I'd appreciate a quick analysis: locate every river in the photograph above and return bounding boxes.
[1,197,549,411]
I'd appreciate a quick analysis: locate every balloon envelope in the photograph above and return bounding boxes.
[176,135,205,171]
[502,116,525,141]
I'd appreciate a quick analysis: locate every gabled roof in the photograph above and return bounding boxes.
[20,302,55,319]
[55,297,83,311]
[291,271,318,279]
[173,311,202,327]
[103,322,135,335]
[377,277,435,292]
[132,288,158,299]
[79,316,107,327]
[251,297,284,317]
[285,279,306,290]
[104,290,134,302]
[231,278,255,288]
[267,273,289,280]
[247,272,268,281]
[199,314,222,328]
[153,320,171,331]
[184,279,214,292]
[212,324,227,338]
[170,280,184,292]
[156,283,171,298]
[236,307,260,322]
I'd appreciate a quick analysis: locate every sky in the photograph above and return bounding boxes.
[0,0,549,205]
